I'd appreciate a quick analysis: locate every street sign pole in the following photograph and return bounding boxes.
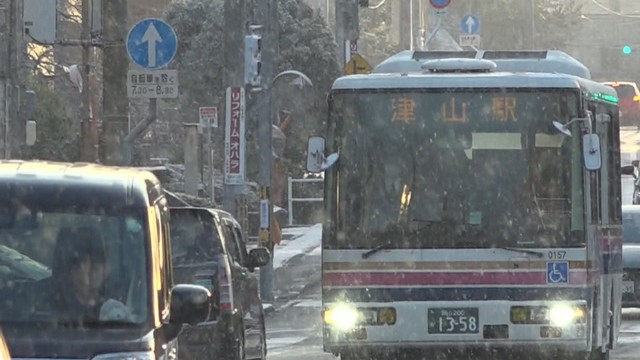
[123,18,179,165]
[424,0,451,50]
[207,120,215,205]
[424,11,445,50]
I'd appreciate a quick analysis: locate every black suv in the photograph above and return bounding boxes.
[170,207,270,360]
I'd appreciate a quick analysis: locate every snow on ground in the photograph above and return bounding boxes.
[274,224,322,270]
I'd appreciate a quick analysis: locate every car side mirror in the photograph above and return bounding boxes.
[248,247,271,269]
[622,165,637,179]
[170,284,211,326]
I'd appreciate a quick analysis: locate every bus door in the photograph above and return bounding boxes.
[591,101,623,350]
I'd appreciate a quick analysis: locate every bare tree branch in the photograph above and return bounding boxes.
[59,0,82,24]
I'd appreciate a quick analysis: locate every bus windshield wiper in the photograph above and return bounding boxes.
[362,242,392,259]
[498,246,544,258]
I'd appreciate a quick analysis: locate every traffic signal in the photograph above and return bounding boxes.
[623,45,632,55]
[244,34,262,86]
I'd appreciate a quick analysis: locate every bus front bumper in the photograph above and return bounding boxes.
[322,300,591,355]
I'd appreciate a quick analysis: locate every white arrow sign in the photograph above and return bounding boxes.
[466,16,476,35]
[142,23,162,68]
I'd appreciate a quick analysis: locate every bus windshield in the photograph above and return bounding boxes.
[331,89,585,249]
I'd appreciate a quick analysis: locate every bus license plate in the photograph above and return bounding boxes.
[427,308,479,334]
[623,281,635,294]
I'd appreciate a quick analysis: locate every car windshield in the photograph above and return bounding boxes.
[0,188,149,327]
[623,208,640,244]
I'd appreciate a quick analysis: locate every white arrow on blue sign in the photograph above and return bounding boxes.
[461,15,480,35]
[127,18,178,69]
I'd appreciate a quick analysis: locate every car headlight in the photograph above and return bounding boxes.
[92,352,154,360]
[549,304,586,327]
[324,303,360,331]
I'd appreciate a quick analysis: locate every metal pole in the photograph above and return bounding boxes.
[207,120,216,205]
[101,0,129,165]
[223,0,247,217]
[90,74,101,162]
[0,0,10,158]
[5,0,22,159]
[398,0,411,50]
[81,0,92,161]
[409,0,414,50]
[335,0,359,68]
[121,99,157,166]
[256,0,279,302]
[184,123,200,196]
[530,0,536,49]
[424,11,444,50]
[288,176,293,225]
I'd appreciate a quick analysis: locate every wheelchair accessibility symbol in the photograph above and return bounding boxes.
[546,261,569,284]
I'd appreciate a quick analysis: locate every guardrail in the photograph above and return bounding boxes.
[287,176,323,226]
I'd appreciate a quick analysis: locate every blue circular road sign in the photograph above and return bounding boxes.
[460,15,480,35]
[429,0,451,9]
[126,18,178,69]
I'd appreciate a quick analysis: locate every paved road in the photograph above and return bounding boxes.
[266,298,329,360]
[265,301,640,360]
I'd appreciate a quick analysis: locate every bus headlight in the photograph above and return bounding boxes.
[324,303,359,331]
[549,304,586,327]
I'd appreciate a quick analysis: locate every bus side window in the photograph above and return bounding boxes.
[599,104,622,225]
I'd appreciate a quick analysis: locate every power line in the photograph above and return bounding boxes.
[368,0,386,10]
[590,0,640,19]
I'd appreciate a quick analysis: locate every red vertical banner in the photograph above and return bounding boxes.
[224,86,246,185]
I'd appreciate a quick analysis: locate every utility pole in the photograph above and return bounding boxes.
[397,0,411,50]
[223,0,247,216]
[335,0,359,68]
[0,0,9,158]
[81,0,93,161]
[101,0,129,165]
[0,0,23,159]
[255,0,278,301]
[7,0,23,159]
[184,123,200,196]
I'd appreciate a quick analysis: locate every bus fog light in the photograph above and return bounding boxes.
[510,307,528,323]
[378,307,396,325]
[324,304,359,331]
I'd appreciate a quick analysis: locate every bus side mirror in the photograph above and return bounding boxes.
[622,165,637,179]
[306,136,339,172]
[583,134,601,171]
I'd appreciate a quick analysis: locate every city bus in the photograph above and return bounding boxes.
[306,50,623,360]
